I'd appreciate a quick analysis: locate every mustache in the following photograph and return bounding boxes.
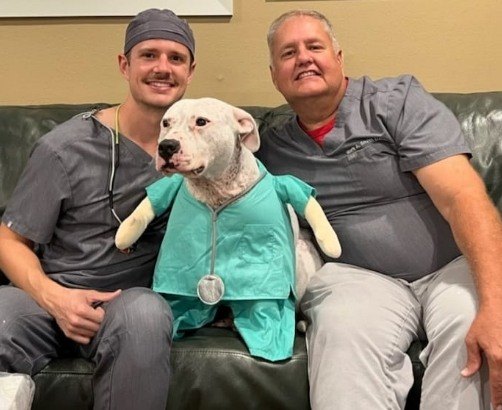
[147,73,173,81]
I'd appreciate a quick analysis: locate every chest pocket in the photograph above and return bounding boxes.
[236,224,279,263]
[228,223,291,299]
[346,139,421,201]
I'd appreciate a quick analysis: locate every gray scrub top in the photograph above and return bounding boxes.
[257,75,471,281]
[2,111,167,290]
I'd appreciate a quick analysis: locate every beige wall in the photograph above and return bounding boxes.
[1,0,501,107]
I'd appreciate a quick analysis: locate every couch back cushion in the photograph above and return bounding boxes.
[0,104,111,216]
[434,92,502,211]
[1,95,501,216]
[0,94,501,284]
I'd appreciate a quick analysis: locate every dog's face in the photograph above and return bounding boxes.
[156,98,260,180]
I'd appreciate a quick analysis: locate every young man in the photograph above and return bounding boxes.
[0,8,196,409]
[258,9,502,410]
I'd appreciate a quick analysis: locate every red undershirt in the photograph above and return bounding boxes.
[298,78,348,145]
[299,117,336,145]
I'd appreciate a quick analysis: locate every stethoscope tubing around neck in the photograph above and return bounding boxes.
[204,171,267,278]
[108,104,122,225]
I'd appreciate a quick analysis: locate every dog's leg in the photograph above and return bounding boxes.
[288,205,324,332]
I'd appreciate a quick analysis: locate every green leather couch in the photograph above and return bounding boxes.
[1,91,501,409]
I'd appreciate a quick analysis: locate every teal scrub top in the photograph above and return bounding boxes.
[147,161,315,301]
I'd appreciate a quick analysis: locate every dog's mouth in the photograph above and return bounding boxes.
[191,166,205,175]
[160,162,205,177]
[178,165,205,177]
[156,151,206,177]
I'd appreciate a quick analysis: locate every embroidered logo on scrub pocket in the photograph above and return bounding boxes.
[345,137,381,161]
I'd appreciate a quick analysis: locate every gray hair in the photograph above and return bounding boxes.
[267,10,340,64]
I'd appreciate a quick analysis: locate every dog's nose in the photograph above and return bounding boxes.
[158,139,181,160]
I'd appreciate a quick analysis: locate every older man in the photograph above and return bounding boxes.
[0,8,196,409]
[258,9,502,410]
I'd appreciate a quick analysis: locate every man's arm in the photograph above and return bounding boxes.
[414,154,502,408]
[0,223,121,344]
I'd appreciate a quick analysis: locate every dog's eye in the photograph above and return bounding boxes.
[162,119,170,128]
[195,117,209,127]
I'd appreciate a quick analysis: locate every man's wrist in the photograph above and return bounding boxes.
[32,274,63,314]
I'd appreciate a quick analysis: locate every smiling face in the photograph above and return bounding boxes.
[269,15,345,106]
[119,38,195,111]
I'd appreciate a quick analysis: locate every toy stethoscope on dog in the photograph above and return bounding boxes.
[196,173,265,305]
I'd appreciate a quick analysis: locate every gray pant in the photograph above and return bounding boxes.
[302,256,490,409]
[0,286,173,410]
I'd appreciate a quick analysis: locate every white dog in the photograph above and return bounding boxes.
[115,98,340,361]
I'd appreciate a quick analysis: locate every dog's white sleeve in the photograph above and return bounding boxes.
[304,197,341,258]
[115,197,156,250]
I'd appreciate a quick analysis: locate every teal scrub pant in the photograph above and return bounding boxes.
[167,295,296,362]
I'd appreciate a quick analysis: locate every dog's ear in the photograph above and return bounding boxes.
[232,106,260,153]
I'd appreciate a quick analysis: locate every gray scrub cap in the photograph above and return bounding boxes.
[124,8,195,59]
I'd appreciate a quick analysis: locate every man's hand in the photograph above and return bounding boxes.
[45,288,122,344]
[0,223,123,345]
[462,304,502,409]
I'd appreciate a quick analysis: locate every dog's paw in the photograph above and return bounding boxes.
[211,317,235,329]
[316,228,341,258]
[296,319,308,333]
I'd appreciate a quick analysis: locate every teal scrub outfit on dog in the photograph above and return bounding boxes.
[147,161,315,361]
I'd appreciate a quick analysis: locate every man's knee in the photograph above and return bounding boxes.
[93,288,172,372]
[425,276,477,343]
[0,287,50,373]
[0,328,29,373]
[427,300,476,346]
[307,297,375,347]
[103,288,173,340]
